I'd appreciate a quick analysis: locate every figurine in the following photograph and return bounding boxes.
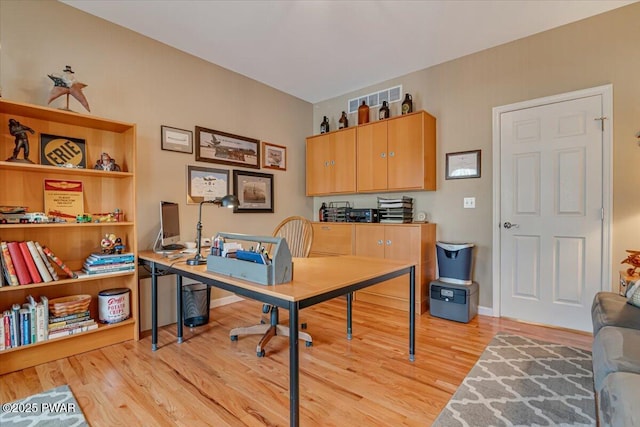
[100,233,125,254]
[7,119,35,163]
[47,65,91,112]
[338,111,349,129]
[94,152,121,171]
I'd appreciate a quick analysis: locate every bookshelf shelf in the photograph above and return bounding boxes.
[0,99,138,373]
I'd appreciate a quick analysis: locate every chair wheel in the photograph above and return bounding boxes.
[305,341,313,347]
[257,350,265,357]
[301,323,307,329]
[230,335,238,341]
[262,304,271,314]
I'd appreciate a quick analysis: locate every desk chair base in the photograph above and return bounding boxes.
[229,306,312,357]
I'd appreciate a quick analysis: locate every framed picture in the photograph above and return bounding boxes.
[161,126,193,154]
[40,134,87,167]
[195,126,260,169]
[445,150,481,179]
[233,170,274,213]
[262,141,287,170]
[187,165,230,204]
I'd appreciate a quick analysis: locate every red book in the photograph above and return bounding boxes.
[42,246,78,279]
[3,314,11,349]
[1,241,19,286]
[19,241,42,284]
[6,242,31,285]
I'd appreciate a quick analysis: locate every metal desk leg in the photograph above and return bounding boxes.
[176,275,183,344]
[289,301,300,427]
[346,292,353,340]
[409,266,415,362]
[151,262,158,351]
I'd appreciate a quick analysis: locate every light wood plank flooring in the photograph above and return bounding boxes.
[0,299,592,426]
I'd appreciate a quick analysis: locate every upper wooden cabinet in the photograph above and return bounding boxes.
[357,111,436,192]
[306,127,356,196]
[306,111,436,196]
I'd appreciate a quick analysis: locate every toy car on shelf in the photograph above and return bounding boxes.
[0,212,50,224]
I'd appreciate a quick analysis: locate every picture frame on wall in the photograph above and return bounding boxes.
[195,126,260,169]
[161,126,193,154]
[187,165,230,204]
[445,150,481,179]
[261,141,287,171]
[232,170,274,213]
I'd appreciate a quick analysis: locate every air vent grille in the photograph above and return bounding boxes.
[347,85,403,114]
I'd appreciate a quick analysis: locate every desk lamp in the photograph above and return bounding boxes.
[186,194,238,266]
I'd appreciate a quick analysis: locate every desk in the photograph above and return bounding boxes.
[138,251,415,427]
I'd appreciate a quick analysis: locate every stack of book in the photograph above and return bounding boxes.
[0,240,76,287]
[0,295,49,350]
[377,197,414,223]
[47,309,97,340]
[82,252,135,275]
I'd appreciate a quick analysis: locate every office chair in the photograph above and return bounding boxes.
[229,216,313,357]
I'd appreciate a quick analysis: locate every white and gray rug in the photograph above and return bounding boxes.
[433,333,596,427]
[0,385,88,426]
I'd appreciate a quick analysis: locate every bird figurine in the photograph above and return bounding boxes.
[47,65,90,112]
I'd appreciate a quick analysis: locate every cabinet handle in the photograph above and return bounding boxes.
[389,151,395,157]
[324,161,329,167]
[321,226,331,230]
[377,240,383,245]
[386,240,392,245]
[381,152,386,158]
[331,160,335,166]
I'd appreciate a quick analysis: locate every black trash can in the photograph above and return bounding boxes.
[182,283,211,327]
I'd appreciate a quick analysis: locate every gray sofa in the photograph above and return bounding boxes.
[591,291,640,426]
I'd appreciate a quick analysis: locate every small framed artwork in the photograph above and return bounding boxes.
[233,170,274,213]
[161,126,193,154]
[262,141,287,170]
[187,165,230,204]
[445,150,481,180]
[195,126,260,169]
[40,134,87,167]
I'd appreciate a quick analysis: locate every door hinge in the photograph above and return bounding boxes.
[601,207,605,221]
[594,116,608,132]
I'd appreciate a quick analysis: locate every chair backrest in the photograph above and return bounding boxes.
[272,216,313,258]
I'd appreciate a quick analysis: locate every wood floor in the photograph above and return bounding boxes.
[0,298,593,426]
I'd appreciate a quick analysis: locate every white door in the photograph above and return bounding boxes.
[497,90,609,332]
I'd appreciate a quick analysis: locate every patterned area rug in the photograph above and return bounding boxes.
[433,333,596,427]
[0,385,88,426]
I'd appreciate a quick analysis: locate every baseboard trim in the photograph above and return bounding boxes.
[478,305,494,317]
[210,295,244,308]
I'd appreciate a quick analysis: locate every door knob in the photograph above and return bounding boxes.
[503,221,519,229]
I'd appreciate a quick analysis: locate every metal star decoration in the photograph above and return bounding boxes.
[47,65,90,112]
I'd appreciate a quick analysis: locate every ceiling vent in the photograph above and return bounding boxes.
[348,85,402,114]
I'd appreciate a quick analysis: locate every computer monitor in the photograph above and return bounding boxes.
[159,201,182,249]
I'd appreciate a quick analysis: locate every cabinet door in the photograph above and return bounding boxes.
[356,121,387,192]
[354,225,385,258]
[387,113,425,190]
[306,134,331,195]
[329,128,357,194]
[310,223,354,256]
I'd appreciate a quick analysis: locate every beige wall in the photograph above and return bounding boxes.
[2,2,639,313]
[0,1,313,315]
[312,3,640,308]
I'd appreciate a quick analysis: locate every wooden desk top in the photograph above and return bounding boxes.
[138,251,413,302]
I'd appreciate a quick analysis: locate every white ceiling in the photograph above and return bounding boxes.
[61,0,634,104]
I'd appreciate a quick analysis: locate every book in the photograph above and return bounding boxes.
[48,310,91,324]
[81,265,135,275]
[0,314,4,350]
[1,241,19,286]
[18,241,42,284]
[27,241,53,283]
[83,262,135,272]
[3,311,13,349]
[85,254,135,265]
[0,249,5,287]
[40,296,49,340]
[24,296,37,344]
[35,241,59,281]
[7,241,31,285]
[48,314,91,330]
[89,251,135,259]
[19,308,30,346]
[48,318,95,332]
[48,322,98,340]
[42,246,78,279]
[43,179,84,222]
[35,302,47,342]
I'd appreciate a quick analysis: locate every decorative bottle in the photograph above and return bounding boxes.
[401,93,413,115]
[358,101,370,125]
[338,111,349,129]
[378,101,390,120]
[320,116,330,134]
[319,202,327,222]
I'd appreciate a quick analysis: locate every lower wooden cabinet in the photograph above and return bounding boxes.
[310,222,435,313]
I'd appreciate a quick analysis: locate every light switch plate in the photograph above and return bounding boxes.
[464,197,476,209]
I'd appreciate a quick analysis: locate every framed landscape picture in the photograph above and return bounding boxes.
[195,126,260,169]
[232,170,273,213]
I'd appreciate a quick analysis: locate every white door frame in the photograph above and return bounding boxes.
[491,84,613,318]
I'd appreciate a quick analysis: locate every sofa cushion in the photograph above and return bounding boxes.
[592,292,640,335]
[592,326,640,392]
[597,372,640,427]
